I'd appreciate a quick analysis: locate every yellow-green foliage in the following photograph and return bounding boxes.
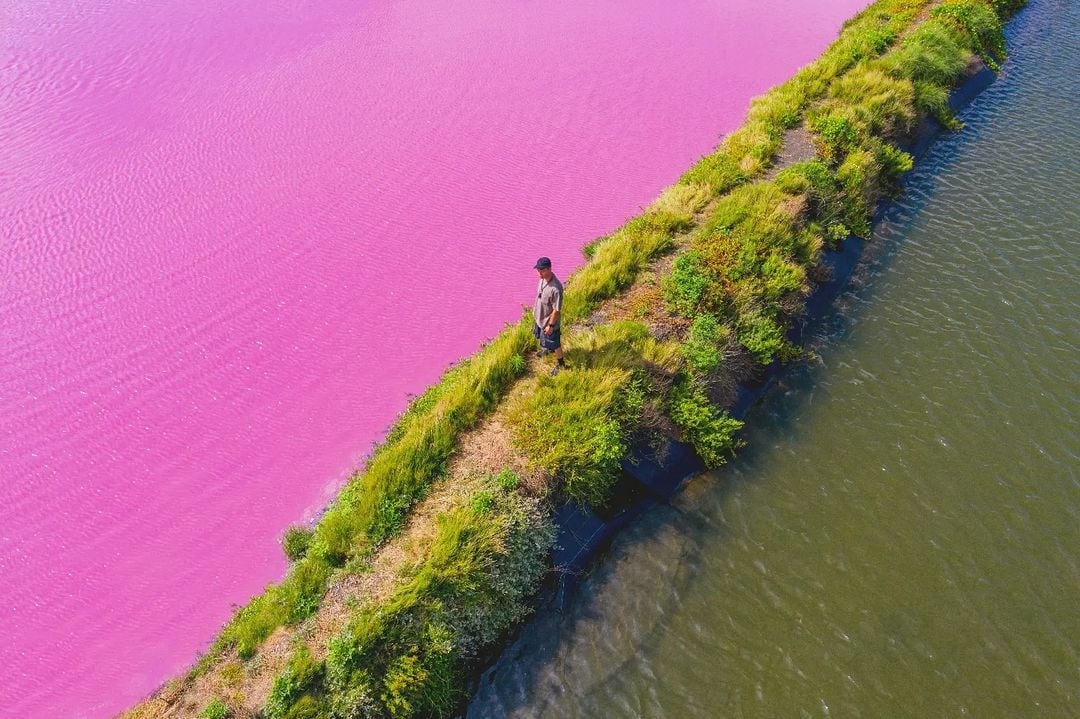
[265,644,324,719]
[200,698,229,719]
[673,181,819,365]
[931,0,1007,66]
[668,376,744,468]
[319,479,553,719]
[508,322,680,507]
[562,210,687,322]
[683,313,730,375]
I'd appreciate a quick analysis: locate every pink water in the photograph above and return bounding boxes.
[0,0,867,715]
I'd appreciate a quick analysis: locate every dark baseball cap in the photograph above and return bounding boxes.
[533,256,552,270]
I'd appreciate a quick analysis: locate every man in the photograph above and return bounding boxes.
[532,256,566,376]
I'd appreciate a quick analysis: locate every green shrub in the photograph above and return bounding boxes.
[509,367,635,507]
[760,250,807,301]
[668,377,744,468]
[470,490,495,515]
[736,310,793,365]
[325,485,552,719]
[810,111,861,162]
[380,625,457,719]
[663,251,714,316]
[775,161,852,242]
[494,468,520,492]
[914,80,960,128]
[283,695,324,719]
[931,0,1006,65]
[265,644,324,719]
[682,314,729,375]
[877,142,914,179]
[201,698,229,719]
[508,353,526,375]
[283,526,313,562]
[327,668,379,719]
[988,0,1026,16]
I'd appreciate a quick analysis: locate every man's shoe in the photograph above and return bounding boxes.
[549,361,565,377]
[536,347,553,357]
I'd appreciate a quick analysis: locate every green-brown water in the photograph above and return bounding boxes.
[469,1,1080,716]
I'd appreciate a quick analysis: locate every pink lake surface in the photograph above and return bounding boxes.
[0,0,868,716]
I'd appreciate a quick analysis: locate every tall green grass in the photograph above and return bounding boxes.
[255,476,553,719]
[507,322,682,507]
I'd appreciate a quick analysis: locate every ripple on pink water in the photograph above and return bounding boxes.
[0,0,868,715]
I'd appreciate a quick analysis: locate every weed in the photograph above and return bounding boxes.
[663,251,716,317]
[738,310,794,365]
[200,699,229,719]
[931,0,1006,66]
[508,353,525,376]
[494,468,520,491]
[470,491,495,515]
[265,644,323,719]
[668,376,744,468]
[283,527,313,562]
[682,314,728,375]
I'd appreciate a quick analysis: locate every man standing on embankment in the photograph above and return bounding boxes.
[532,256,565,376]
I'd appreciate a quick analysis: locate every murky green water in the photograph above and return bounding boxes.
[469,1,1080,716]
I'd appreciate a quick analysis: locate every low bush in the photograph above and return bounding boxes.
[508,322,680,507]
[663,251,717,317]
[283,527,313,562]
[682,313,728,375]
[931,0,1007,66]
[509,367,637,507]
[201,698,229,719]
[323,479,553,719]
[736,309,795,366]
[668,376,744,468]
[265,644,324,719]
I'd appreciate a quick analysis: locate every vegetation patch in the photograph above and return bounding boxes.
[507,321,681,507]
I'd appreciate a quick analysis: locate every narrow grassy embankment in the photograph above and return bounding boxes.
[122,1,1025,716]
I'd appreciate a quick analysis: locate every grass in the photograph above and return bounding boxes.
[508,322,681,507]
[255,476,554,719]
[200,698,229,719]
[657,0,1019,381]
[142,1,1027,715]
[668,376,744,468]
[283,526,313,562]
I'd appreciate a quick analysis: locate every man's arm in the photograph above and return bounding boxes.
[544,309,559,334]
